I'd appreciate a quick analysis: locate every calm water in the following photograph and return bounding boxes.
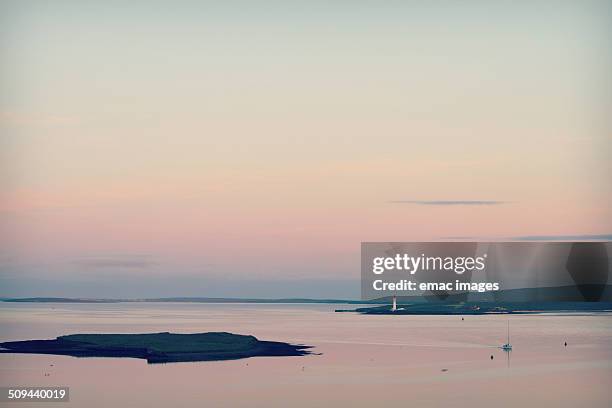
[0,303,611,407]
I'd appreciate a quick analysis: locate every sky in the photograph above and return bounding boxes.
[1,0,611,298]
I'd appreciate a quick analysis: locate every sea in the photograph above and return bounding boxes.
[0,302,610,407]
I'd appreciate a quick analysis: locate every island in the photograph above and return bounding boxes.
[0,332,312,364]
[340,301,612,315]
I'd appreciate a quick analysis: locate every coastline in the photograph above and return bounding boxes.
[338,301,612,315]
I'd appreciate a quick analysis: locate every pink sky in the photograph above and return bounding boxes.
[1,1,610,297]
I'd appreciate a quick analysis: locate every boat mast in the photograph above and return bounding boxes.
[507,321,510,344]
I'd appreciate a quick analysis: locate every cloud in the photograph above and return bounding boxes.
[435,233,612,241]
[389,200,507,206]
[72,258,158,269]
[513,234,612,241]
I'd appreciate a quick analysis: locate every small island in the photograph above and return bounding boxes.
[342,301,612,315]
[0,332,311,364]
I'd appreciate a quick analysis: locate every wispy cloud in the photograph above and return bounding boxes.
[72,257,158,269]
[436,233,612,241]
[389,200,507,206]
[438,236,478,240]
[514,234,612,241]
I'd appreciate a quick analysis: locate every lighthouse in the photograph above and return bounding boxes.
[391,295,397,312]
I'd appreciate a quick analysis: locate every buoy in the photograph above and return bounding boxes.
[490,355,494,360]
[564,342,567,347]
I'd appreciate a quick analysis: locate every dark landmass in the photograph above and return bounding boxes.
[5,285,612,304]
[1,297,379,304]
[0,332,312,364]
[138,297,378,304]
[3,285,611,305]
[342,301,612,315]
[2,297,120,303]
[366,285,612,304]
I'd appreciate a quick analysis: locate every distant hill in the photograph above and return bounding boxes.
[3,285,611,304]
[1,297,380,304]
[350,301,612,315]
[371,284,612,303]
[2,297,120,303]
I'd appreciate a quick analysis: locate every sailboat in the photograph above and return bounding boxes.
[501,321,512,350]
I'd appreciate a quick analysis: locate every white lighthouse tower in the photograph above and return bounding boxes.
[391,295,397,312]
